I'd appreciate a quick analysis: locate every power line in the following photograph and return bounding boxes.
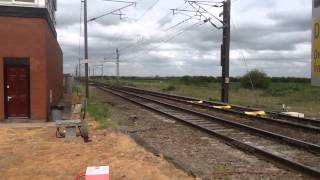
[88,2,136,22]
[102,0,136,3]
[118,0,222,58]
[122,21,204,62]
[231,19,255,91]
[115,6,198,56]
[106,1,188,55]
[164,15,197,31]
[177,0,231,102]
[136,0,160,21]
[92,20,203,67]
[104,0,163,54]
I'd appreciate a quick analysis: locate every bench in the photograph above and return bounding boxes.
[56,99,90,142]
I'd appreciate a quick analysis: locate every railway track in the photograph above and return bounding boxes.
[91,82,320,178]
[101,85,320,146]
[92,82,320,131]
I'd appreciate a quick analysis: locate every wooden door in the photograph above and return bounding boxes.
[4,59,30,118]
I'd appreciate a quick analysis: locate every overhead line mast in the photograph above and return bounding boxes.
[84,0,89,98]
[83,0,136,98]
[172,0,231,103]
[221,0,231,103]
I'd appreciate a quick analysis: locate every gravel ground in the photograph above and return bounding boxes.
[92,86,314,180]
[139,93,320,145]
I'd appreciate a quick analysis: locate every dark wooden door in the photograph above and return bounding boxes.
[4,62,30,118]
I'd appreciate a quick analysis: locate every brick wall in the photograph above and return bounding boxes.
[46,21,63,114]
[0,16,63,120]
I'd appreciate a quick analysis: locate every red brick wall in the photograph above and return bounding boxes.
[46,22,63,113]
[0,17,63,121]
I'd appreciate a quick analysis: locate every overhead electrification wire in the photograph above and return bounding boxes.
[113,3,194,57]
[164,15,198,32]
[103,0,136,3]
[231,19,255,91]
[121,21,204,62]
[137,0,160,20]
[104,0,162,55]
[121,0,218,59]
[93,20,203,67]
[88,2,136,22]
[98,1,200,65]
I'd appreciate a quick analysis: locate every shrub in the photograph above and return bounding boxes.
[180,76,217,86]
[162,85,176,91]
[240,69,270,89]
[265,84,301,96]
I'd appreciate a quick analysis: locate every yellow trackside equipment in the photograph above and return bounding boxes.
[212,105,232,110]
[244,111,266,117]
[187,100,204,104]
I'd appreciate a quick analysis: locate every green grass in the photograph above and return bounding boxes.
[99,78,320,118]
[87,94,112,129]
[73,82,112,129]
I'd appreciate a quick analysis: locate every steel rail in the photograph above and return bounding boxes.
[94,82,320,128]
[91,83,320,152]
[115,85,320,132]
[92,84,320,178]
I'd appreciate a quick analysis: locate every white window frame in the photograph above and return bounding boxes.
[0,0,41,7]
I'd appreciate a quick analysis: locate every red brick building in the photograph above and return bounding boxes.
[0,0,63,121]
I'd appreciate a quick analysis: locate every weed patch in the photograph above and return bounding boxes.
[87,95,111,129]
[264,84,301,96]
[162,85,176,92]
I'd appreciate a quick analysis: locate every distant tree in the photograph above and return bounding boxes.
[240,69,270,89]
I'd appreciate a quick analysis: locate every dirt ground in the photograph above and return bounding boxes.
[0,120,192,180]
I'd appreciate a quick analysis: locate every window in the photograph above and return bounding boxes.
[0,0,36,3]
[15,0,35,2]
[315,0,320,8]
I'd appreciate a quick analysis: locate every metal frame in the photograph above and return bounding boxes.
[3,57,31,119]
[0,0,40,7]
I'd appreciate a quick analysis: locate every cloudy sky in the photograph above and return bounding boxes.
[56,0,312,77]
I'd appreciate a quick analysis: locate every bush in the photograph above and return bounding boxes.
[162,85,176,91]
[180,76,217,86]
[240,69,270,89]
[264,84,301,96]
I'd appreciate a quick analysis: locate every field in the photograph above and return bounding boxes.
[96,77,320,118]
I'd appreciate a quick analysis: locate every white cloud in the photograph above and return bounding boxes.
[56,0,312,77]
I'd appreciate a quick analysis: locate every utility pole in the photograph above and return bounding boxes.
[172,0,231,103]
[92,66,95,77]
[84,0,89,98]
[221,0,231,103]
[101,64,104,77]
[89,67,91,79]
[81,0,134,95]
[116,48,120,83]
[75,66,78,77]
[78,58,81,78]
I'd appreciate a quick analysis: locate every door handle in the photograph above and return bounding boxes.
[8,96,13,101]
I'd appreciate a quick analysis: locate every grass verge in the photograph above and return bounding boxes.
[73,81,112,129]
[98,78,320,118]
[87,94,112,129]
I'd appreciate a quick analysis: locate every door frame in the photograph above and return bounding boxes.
[3,58,31,119]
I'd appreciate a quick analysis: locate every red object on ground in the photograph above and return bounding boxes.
[75,172,85,180]
[85,166,110,180]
